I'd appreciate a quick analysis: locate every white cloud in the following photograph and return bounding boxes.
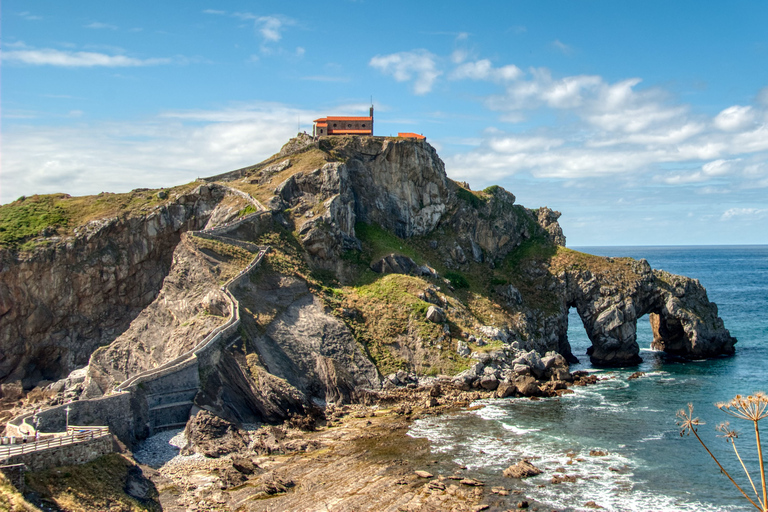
[450,59,522,82]
[721,208,768,220]
[714,105,755,131]
[85,22,118,30]
[17,11,42,21]
[257,16,284,42]
[661,159,741,184]
[369,50,441,95]
[551,39,573,54]
[2,48,170,67]
[1,103,320,204]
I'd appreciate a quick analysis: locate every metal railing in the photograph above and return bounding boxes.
[0,427,109,461]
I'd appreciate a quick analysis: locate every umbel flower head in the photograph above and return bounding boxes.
[716,392,768,422]
[677,403,704,436]
[716,421,740,443]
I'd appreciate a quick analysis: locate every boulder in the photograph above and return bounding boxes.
[182,410,249,458]
[495,381,517,398]
[479,374,499,391]
[503,460,542,478]
[426,306,446,323]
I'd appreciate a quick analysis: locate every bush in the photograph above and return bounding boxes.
[445,271,469,289]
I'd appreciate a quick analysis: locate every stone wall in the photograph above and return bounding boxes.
[4,435,112,472]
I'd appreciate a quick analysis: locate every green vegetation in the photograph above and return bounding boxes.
[355,221,421,262]
[444,271,469,289]
[0,182,199,251]
[0,195,68,249]
[455,186,486,209]
[0,472,38,512]
[25,453,160,512]
[238,204,258,217]
[483,185,501,195]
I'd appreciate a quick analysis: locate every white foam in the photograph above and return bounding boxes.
[501,423,541,435]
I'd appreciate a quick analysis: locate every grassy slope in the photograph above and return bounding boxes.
[23,453,159,512]
[0,182,199,252]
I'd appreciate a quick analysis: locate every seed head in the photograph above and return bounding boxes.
[716,421,739,443]
[716,392,768,422]
[677,403,703,436]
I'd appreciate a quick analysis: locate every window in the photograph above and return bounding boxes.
[362,124,366,127]
[347,124,352,128]
[333,123,337,127]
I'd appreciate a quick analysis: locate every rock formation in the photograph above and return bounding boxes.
[1,134,737,443]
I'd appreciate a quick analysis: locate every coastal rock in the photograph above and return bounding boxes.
[182,410,249,458]
[503,460,543,478]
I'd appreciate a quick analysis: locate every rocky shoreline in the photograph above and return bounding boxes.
[131,365,601,512]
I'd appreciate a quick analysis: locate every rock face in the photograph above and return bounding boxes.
[558,259,736,366]
[1,135,738,443]
[182,409,249,457]
[0,184,238,388]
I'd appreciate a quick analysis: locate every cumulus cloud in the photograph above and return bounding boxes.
[450,59,522,82]
[714,105,755,131]
[1,103,319,203]
[2,48,169,67]
[661,159,741,184]
[369,50,441,95]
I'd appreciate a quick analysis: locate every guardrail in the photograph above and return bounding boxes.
[0,428,109,461]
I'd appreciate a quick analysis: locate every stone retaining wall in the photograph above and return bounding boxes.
[3,434,112,472]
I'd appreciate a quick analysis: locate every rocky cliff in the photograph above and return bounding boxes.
[0,135,735,429]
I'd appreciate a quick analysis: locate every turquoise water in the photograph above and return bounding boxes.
[409,246,768,511]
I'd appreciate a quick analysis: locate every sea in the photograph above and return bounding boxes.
[408,245,768,512]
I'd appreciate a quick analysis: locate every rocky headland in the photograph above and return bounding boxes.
[0,134,736,510]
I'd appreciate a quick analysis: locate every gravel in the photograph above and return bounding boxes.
[133,428,199,468]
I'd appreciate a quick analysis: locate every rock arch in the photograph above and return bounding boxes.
[561,259,735,367]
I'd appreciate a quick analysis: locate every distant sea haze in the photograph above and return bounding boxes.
[410,245,768,512]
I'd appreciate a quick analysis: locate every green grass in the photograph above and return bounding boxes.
[0,195,68,249]
[444,271,469,289]
[0,182,199,251]
[455,186,487,209]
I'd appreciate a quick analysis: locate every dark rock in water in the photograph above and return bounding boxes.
[182,410,249,458]
[627,371,645,380]
[503,460,543,478]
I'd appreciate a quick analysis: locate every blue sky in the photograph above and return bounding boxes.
[2,1,768,245]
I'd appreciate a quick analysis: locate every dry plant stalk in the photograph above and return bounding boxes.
[677,392,768,511]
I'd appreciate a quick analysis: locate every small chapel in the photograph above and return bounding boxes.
[313,107,374,137]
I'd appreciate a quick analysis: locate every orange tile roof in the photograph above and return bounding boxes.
[315,122,327,127]
[397,132,426,139]
[324,116,372,121]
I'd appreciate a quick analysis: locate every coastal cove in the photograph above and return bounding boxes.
[409,245,768,512]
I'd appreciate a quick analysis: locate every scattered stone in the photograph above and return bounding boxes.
[460,477,484,486]
[550,474,578,484]
[426,305,447,323]
[584,501,604,509]
[415,470,434,478]
[589,450,608,457]
[503,460,542,478]
[517,500,529,509]
[627,371,645,380]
